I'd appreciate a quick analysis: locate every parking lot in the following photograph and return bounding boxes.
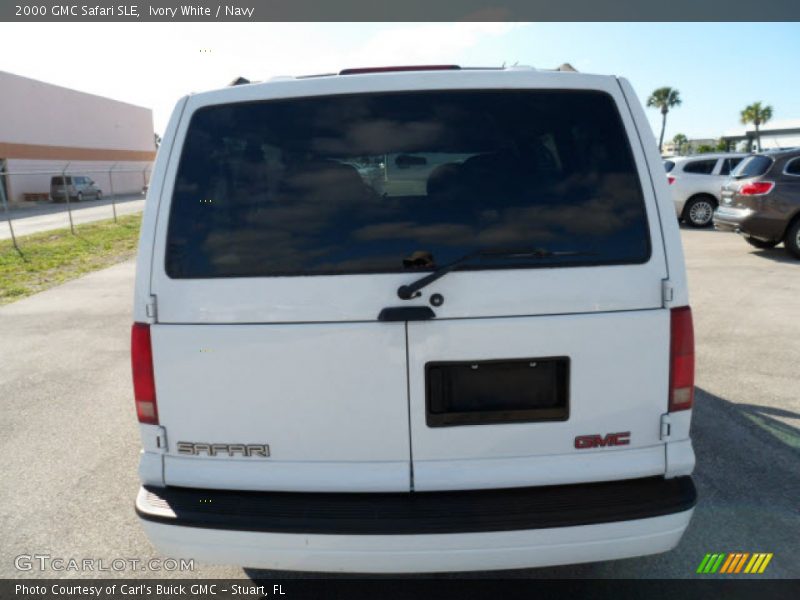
[0,227,797,579]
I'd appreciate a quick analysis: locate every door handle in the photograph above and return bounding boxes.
[378,306,436,322]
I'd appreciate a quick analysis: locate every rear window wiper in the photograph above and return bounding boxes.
[397,248,593,300]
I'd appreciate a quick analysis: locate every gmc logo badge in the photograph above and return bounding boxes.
[574,431,631,449]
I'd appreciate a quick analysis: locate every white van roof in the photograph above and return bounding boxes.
[228,64,583,87]
[193,65,614,105]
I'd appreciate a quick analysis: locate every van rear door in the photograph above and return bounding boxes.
[147,85,431,492]
[149,322,410,491]
[146,71,669,493]
[397,81,670,491]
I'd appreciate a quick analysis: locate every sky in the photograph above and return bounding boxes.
[1,22,798,142]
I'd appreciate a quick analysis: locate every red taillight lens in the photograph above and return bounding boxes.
[669,307,694,412]
[739,181,774,196]
[131,322,158,424]
[667,176,676,185]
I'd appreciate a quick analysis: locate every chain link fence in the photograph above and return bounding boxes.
[0,163,152,256]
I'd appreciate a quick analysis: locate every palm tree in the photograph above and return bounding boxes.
[740,102,773,152]
[672,133,688,156]
[647,87,682,153]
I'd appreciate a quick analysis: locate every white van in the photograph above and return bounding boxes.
[132,65,696,573]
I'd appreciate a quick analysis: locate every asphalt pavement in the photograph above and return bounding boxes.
[0,228,797,580]
[1,195,145,240]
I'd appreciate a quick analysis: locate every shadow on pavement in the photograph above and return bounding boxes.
[245,388,799,580]
[749,247,798,265]
[679,224,720,233]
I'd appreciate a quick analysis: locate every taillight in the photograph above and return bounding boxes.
[669,307,694,412]
[738,181,774,196]
[667,176,676,185]
[131,322,158,424]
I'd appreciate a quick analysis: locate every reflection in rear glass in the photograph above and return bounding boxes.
[166,90,651,278]
[732,155,773,179]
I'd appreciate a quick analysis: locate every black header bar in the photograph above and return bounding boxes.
[3,0,800,22]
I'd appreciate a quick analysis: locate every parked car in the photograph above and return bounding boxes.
[132,65,696,573]
[714,149,800,258]
[665,153,748,227]
[50,175,102,202]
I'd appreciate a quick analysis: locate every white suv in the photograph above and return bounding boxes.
[132,65,696,573]
[665,153,748,227]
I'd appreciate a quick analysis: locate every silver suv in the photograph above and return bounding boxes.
[665,153,747,227]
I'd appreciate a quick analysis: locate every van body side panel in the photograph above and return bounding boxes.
[133,96,188,324]
[617,77,693,447]
[617,78,689,307]
[134,97,189,478]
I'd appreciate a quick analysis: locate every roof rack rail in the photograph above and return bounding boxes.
[339,65,461,75]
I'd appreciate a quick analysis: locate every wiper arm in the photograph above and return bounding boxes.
[397,248,589,300]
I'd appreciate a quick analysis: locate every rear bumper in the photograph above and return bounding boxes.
[713,206,753,233]
[714,206,784,241]
[136,476,696,572]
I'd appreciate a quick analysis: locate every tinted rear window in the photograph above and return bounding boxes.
[51,177,71,185]
[683,159,717,175]
[166,90,650,278]
[733,155,773,178]
[664,160,675,173]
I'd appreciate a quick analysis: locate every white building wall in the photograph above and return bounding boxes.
[0,71,154,150]
[0,70,155,203]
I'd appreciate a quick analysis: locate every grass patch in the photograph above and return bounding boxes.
[0,214,141,305]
